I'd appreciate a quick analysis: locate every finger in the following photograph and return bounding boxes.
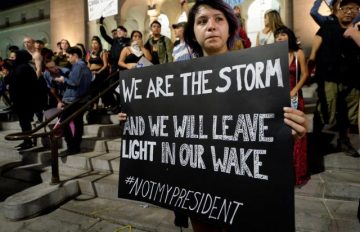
[284,118,306,139]
[283,107,307,138]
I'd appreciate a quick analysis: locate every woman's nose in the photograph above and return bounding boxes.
[207,18,216,31]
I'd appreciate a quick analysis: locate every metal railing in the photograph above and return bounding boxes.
[5,71,120,184]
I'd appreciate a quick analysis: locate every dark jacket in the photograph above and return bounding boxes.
[100,25,130,72]
[9,50,39,113]
[316,19,360,87]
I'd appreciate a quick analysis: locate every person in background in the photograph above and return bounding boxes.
[53,41,62,56]
[343,12,360,223]
[233,5,246,30]
[23,36,43,78]
[111,29,118,39]
[256,9,285,46]
[75,43,87,63]
[54,47,92,156]
[34,40,45,52]
[118,31,152,70]
[88,35,116,111]
[43,59,68,109]
[54,39,71,68]
[9,50,39,150]
[145,20,174,64]
[172,22,194,61]
[0,59,12,108]
[99,16,130,73]
[23,36,48,123]
[275,26,310,186]
[312,0,360,157]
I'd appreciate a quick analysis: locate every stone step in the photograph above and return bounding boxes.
[90,152,120,173]
[324,152,360,171]
[93,174,119,200]
[83,124,121,138]
[2,163,45,184]
[80,136,109,153]
[60,195,185,232]
[295,195,360,232]
[106,138,121,152]
[0,121,21,131]
[40,166,91,184]
[0,145,23,161]
[0,160,22,175]
[2,180,79,220]
[76,171,112,196]
[295,169,360,201]
[74,173,119,200]
[57,151,106,170]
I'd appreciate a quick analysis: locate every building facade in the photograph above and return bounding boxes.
[0,0,50,57]
[0,0,331,58]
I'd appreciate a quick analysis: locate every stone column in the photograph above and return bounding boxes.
[50,0,87,50]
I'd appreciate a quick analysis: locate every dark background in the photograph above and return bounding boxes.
[0,0,37,11]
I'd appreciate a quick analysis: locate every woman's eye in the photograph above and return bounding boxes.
[197,18,207,25]
[215,17,224,22]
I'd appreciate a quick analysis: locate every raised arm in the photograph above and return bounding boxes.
[100,25,114,45]
[291,50,309,97]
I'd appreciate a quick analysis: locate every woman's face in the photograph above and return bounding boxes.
[9,52,16,60]
[275,32,288,42]
[61,40,69,50]
[193,5,229,56]
[264,14,269,26]
[91,40,100,50]
[132,32,142,42]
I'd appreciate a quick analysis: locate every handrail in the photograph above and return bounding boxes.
[5,70,120,184]
[5,71,120,141]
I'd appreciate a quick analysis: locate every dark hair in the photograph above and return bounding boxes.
[118,25,127,32]
[130,30,143,40]
[40,47,54,63]
[8,45,19,52]
[91,35,103,53]
[150,20,162,28]
[274,26,300,51]
[184,0,238,57]
[2,59,14,70]
[35,40,44,45]
[66,46,82,58]
[75,43,87,58]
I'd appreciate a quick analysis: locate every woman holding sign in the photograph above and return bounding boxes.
[118,0,307,231]
[185,0,307,231]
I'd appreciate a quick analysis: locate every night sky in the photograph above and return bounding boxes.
[0,0,37,11]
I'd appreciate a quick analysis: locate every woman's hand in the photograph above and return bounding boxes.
[118,112,127,122]
[127,63,137,69]
[283,107,307,139]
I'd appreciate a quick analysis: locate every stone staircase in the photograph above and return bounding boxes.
[1,109,360,231]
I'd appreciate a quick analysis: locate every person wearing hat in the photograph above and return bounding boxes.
[312,0,360,157]
[145,20,173,64]
[99,16,130,73]
[172,22,194,61]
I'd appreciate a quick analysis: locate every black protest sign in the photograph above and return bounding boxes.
[118,42,294,231]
